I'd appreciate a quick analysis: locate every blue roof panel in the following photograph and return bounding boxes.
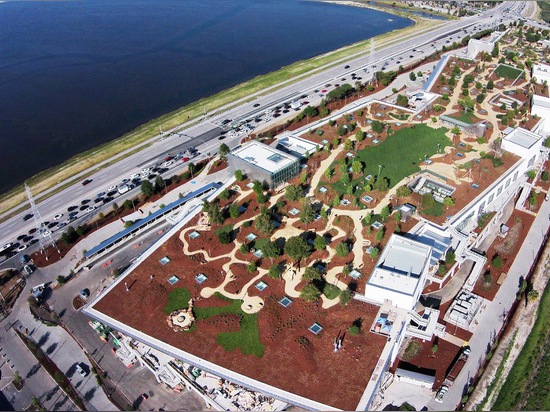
[84,182,221,258]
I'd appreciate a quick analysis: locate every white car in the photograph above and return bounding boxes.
[0,243,13,252]
[75,364,88,377]
[41,231,52,238]
[141,167,151,173]
[16,244,27,252]
[130,173,141,179]
[141,170,151,177]
[86,206,96,213]
[53,213,63,220]
[162,160,174,168]
[108,185,117,191]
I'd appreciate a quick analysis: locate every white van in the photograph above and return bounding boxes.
[118,184,130,195]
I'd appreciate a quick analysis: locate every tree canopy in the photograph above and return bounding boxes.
[285,236,312,263]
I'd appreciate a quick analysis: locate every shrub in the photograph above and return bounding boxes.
[491,255,503,269]
[323,284,341,299]
[340,289,352,305]
[56,275,67,285]
[335,241,350,257]
[268,265,282,279]
[246,261,257,273]
[348,325,360,335]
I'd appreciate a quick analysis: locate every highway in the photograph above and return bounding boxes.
[0,1,531,265]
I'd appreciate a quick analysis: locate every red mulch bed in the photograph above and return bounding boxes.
[472,210,536,301]
[393,337,464,388]
[207,159,228,175]
[93,226,388,410]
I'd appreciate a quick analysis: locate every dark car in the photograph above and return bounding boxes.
[67,205,78,212]
[253,103,260,107]
[344,65,350,69]
[81,199,90,205]
[23,213,34,221]
[82,179,93,186]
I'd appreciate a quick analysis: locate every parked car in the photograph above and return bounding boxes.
[76,364,88,377]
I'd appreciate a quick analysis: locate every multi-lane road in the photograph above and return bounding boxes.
[0,1,531,266]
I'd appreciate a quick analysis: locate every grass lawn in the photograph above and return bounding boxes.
[163,289,264,357]
[493,64,523,80]
[325,125,450,197]
[163,288,192,314]
[493,281,550,410]
[447,110,479,125]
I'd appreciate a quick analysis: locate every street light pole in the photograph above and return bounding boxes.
[378,164,382,179]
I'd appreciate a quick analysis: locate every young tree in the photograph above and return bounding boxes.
[235,169,245,181]
[262,240,281,263]
[339,288,352,305]
[369,247,380,261]
[285,184,303,201]
[303,266,322,281]
[313,235,327,250]
[396,185,412,197]
[268,264,282,279]
[409,71,417,81]
[351,160,364,174]
[300,283,321,302]
[396,94,409,107]
[335,241,350,257]
[355,129,365,142]
[300,199,315,225]
[218,143,230,160]
[229,202,240,219]
[375,228,385,242]
[255,207,274,234]
[141,180,155,197]
[285,236,312,263]
[380,205,390,221]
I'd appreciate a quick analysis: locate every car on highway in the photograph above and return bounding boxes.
[181,157,190,162]
[0,243,13,253]
[81,199,90,205]
[17,234,26,241]
[53,213,63,220]
[47,222,58,229]
[86,206,96,214]
[16,244,27,252]
[82,179,93,186]
[131,173,140,179]
[67,205,78,212]
[253,103,260,107]
[344,65,350,69]
[108,185,117,191]
[94,197,104,204]
[23,213,33,221]
[57,222,67,230]
[41,231,52,238]
[96,192,106,198]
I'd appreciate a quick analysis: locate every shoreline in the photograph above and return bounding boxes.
[0,5,444,219]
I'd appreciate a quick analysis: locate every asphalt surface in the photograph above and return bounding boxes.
[0,1,530,266]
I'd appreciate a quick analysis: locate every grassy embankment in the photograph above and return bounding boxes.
[366,0,456,20]
[0,16,442,222]
[492,280,550,410]
[538,1,550,23]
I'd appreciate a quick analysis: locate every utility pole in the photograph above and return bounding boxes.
[25,184,59,259]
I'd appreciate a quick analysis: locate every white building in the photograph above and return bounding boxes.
[531,94,550,134]
[501,127,545,159]
[532,63,550,86]
[363,234,432,310]
[227,141,300,188]
[466,31,506,59]
[275,131,318,158]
